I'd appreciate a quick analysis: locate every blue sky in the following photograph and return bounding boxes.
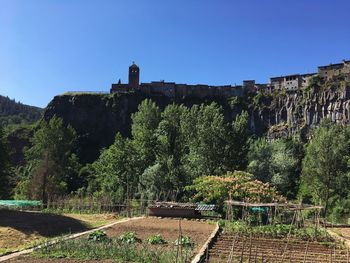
[1,0,349,107]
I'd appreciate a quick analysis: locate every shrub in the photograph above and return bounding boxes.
[88,230,110,242]
[174,236,193,247]
[118,231,141,244]
[147,234,166,245]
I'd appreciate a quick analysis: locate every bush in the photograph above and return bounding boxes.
[118,231,141,244]
[88,230,110,242]
[147,234,167,245]
[174,236,193,247]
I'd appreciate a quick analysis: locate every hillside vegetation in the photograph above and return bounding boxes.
[0,95,43,126]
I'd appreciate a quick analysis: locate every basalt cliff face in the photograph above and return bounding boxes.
[254,83,350,140]
[43,80,350,164]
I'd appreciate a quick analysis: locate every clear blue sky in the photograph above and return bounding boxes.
[1,0,349,108]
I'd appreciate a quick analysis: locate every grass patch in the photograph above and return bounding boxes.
[0,210,120,256]
[61,213,119,228]
[33,238,193,263]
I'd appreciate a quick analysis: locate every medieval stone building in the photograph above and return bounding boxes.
[318,60,350,80]
[111,60,350,96]
[111,63,248,98]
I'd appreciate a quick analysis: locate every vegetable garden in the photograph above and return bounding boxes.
[6,217,216,263]
[205,221,349,262]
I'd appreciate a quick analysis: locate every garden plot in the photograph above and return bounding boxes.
[208,233,349,262]
[7,217,216,263]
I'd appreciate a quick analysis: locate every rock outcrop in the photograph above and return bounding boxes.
[43,79,350,163]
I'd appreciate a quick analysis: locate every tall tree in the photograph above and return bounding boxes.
[224,111,250,171]
[140,104,188,200]
[90,133,139,202]
[17,116,79,201]
[0,124,11,198]
[247,138,300,198]
[300,119,350,217]
[184,103,227,177]
[131,99,161,170]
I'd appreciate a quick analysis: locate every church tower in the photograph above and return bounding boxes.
[128,62,140,89]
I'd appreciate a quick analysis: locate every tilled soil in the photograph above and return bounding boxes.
[103,217,214,249]
[208,233,347,263]
[7,217,216,263]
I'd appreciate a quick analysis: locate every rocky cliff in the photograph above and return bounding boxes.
[43,77,350,164]
[44,92,247,163]
[254,77,350,140]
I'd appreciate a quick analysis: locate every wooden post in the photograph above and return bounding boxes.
[227,235,237,263]
[330,247,333,263]
[248,235,252,263]
[254,246,257,263]
[240,237,245,263]
[302,241,309,263]
[347,246,349,263]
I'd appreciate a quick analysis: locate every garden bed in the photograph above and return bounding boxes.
[7,217,216,263]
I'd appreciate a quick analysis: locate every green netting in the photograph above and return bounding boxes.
[0,200,42,207]
[250,207,269,213]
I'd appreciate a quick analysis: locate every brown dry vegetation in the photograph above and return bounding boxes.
[0,209,118,255]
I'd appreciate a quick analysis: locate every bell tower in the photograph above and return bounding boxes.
[128,62,140,89]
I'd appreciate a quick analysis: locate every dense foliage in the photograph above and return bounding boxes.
[86,100,251,202]
[3,95,350,224]
[186,171,284,212]
[299,119,350,220]
[0,95,43,126]
[14,116,82,203]
[0,124,12,198]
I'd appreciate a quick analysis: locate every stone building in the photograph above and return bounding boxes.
[111,63,245,98]
[110,63,140,93]
[270,73,317,91]
[318,60,350,80]
[111,60,349,96]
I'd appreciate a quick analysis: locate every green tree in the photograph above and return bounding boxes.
[300,119,350,217]
[90,133,139,202]
[0,124,11,198]
[224,111,250,171]
[140,104,189,200]
[247,138,300,198]
[18,116,79,202]
[186,170,283,212]
[184,103,227,177]
[131,99,161,170]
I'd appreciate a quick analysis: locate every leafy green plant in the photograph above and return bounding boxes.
[118,231,141,244]
[223,221,334,242]
[33,238,192,263]
[147,234,167,245]
[88,230,110,242]
[174,236,193,247]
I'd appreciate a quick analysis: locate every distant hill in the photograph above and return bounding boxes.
[0,95,43,126]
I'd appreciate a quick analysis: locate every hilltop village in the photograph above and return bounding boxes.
[111,60,350,98]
